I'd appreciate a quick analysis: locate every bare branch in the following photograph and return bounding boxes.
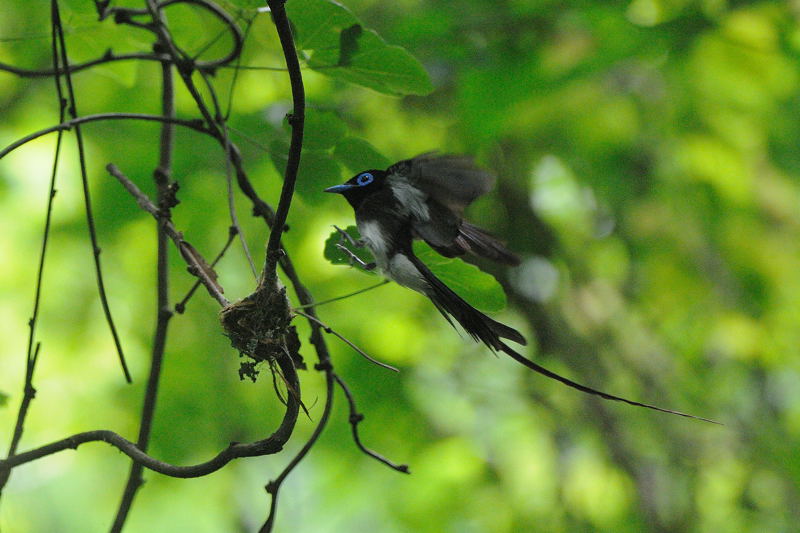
[196,67,258,277]
[295,311,399,373]
[333,374,409,473]
[176,226,238,314]
[263,0,305,282]
[50,0,132,383]
[0,113,209,160]
[110,20,179,528]
[0,352,300,479]
[0,343,41,494]
[0,12,72,492]
[157,0,245,69]
[0,53,169,78]
[262,367,334,533]
[106,164,229,307]
[292,280,390,310]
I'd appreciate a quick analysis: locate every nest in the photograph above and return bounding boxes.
[219,283,303,381]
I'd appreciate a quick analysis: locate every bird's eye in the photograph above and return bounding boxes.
[356,172,374,186]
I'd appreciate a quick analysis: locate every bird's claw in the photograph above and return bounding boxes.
[333,225,365,248]
[335,243,376,271]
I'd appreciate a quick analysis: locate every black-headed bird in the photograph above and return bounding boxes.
[325,153,713,422]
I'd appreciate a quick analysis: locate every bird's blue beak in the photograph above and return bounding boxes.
[324,183,355,194]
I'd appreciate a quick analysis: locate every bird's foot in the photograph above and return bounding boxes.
[333,225,366,248]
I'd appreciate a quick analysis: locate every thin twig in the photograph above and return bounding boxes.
[175,226,238,314]
[221,63,288,71]
[294,311,399,373]
[223,15,256,122]
[158,0,244,69]
[218,15,260,276]
[0,56,289,78]
[292,280,390,310]
[0,113,209,160]
[333,373,409,473]
[197,68,257,277]
[0,351,301,479]
[219,23,259,279]
[0,53,170,78]
[0,344,41,494]
[142,0,217,133]
[0,10,70,494]
[51,0,131,383]
[106,164,229,307]
[262,0,305,282]
[261,367,334,533]
[110,16,178,528]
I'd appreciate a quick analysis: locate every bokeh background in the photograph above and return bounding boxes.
[2,0,800,531]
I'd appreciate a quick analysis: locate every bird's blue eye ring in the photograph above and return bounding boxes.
[356,172,374,186]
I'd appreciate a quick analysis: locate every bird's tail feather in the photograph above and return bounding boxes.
[497,341,719,423]
[406,251,719,424]
[456,222,521,266]
[406,251,526,347]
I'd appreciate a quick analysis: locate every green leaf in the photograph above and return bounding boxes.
[308,29,434,96]
[333,137,391,173]
[286,0,433,96]
[286,0,357,52]
[323,228,508,312]
[414,241,507,313]
[299,109,348,150]
[323,225,377,271]
[0,390,8,407]
[269,140,342,205]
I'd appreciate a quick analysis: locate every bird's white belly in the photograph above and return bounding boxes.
[357,220,390,269]
[386,253,427,292]
[357,219,426,293]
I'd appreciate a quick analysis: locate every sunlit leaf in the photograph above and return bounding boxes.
[413,241,507,313]
[299,109,349,150]
[307,29,433,96]
[286,0,358,51]
[286,0,433,95]
[323,225,376,271]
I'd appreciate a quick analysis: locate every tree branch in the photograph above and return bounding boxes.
[51,0,132,383]
[0,350,300,479]
[333,374,409,473]
[0,113,209,160]
[261,365,334,533]
[262,0,305,282]
[295,310,399,373]
[110,16,178,527]
[106,164,228,307]
[175,226,238,314]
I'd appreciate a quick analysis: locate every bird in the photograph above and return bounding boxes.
[325,153,715,423]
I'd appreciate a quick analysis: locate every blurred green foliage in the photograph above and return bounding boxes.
[2,0,800,532]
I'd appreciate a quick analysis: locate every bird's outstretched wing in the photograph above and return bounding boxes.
[388,154,520,265]
[387,153,495,215]
[436,222,521,266]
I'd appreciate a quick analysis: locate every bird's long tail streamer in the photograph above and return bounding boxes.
[406,250,719,424]
[497,341,719,424]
